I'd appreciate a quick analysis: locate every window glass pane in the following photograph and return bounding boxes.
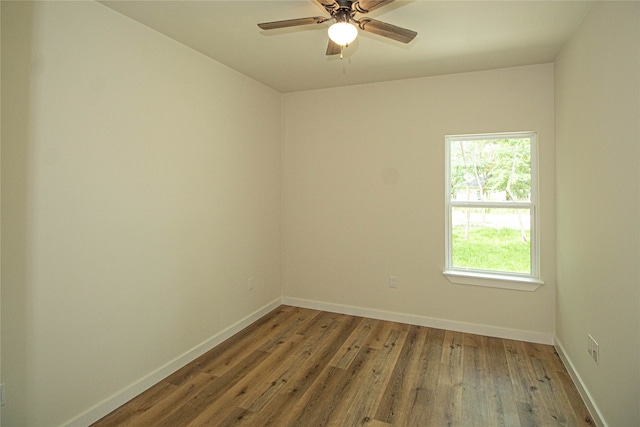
[451,207,531,274]
[449,139,531,202]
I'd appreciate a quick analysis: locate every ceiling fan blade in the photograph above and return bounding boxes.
[353,0,395,13]
[326,39,341,55]
[315,0,338,13]
[258,16,329,30]
[358,18,417,43]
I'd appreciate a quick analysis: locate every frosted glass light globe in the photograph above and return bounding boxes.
[328,22,358,46]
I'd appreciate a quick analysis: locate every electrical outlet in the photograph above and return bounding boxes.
[389,276,398,288]
[247,277,254,291]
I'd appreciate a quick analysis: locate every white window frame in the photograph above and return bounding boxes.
[443,132,543,291]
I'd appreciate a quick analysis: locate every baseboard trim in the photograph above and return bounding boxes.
[282,296,554,345]
[554,338,606,427]
[62,297,282,427]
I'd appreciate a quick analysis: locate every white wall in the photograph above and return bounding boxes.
[282,64,556,341]
[555,2,640,426]
[1,2,281,425]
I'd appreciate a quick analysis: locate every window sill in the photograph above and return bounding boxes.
[443,270,543,292]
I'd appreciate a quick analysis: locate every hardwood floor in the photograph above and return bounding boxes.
[92,306,594,426]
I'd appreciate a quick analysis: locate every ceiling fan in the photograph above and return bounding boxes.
[257,0,417,56]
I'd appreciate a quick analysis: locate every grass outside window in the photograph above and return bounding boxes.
[452,226,530,274]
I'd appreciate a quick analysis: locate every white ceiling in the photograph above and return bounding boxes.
[99,0,593,93]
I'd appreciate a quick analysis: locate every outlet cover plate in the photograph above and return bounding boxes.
[389,276,398,288]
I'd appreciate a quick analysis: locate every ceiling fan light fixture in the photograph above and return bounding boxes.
[328,21,358,46]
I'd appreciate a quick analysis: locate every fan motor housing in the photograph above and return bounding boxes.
[336,0,354,8]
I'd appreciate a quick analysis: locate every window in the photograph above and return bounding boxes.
[444,132,543,291]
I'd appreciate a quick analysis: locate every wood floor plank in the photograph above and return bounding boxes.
[329,316,375,369]
[183,333,307,426]
[374,324,429,425]
[378,325,447,427]
[517,400,541,427]
[363,318,397,350]
[92,306,594,427]
[286,365,352,426]
[153,350,270,427]
[428,329,465,426]
[217,407,255,426]
[239,312,356,414]
[174,306,310,381]
[90,376,179,426]
[328,327,408,425]
[555,370,596,426]
[244,313,363,425]
[258,307,321,353]
[367,420,393,427]
[504,339,556,426]
[485,335,522,427]
[461,336,491,427]
[504,339,541,404]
